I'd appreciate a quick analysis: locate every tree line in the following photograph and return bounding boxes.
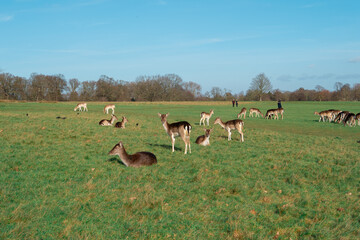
[0,72,359,101]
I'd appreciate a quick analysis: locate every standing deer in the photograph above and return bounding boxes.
[314,110,333,122]
[237,107,246,119]
[343,113,356,127]
[74,103,88,112]
[200,109,214,126]
[158,113,192,154]
[214,117,244,142]
[104,104,115,114]
[248,108,264,118]
[195,129,212,146]
[115,116,128,128]
[99,114,118,126]
[109,141,157,167]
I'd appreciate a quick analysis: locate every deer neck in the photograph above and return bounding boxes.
[117,147,131,166]
[162,120,171,134]
[110,116,116,124]
[217,119,226,129]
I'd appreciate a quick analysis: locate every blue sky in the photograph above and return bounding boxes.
[1,0,359,93]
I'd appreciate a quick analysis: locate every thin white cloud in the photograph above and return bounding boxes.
[0,15,14,22]
[349,57,360,63]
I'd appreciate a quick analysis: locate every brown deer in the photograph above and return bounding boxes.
[356,113,360,126]
[265,109,279,120]
[158,113,192,154]
[200,109,214,126]
[248,108,264,118]
[104,104,115,114]
[74,103,88,112]
[314,110,333,122]
[334,111,349,123]
[195,129,212,146]
[237,107,246,119]
[214,117,244,142]
[114,116,128,128]
[343,113,356,127]
[108,141,157,167]
[99,114,118,126]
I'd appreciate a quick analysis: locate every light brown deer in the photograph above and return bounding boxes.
[195,129,212,146]
[248,108,264,118]
[314,110,333,122]
[74,103,88,112]
[158,113,192,154]
[104,104,115,114]
[200,109,214,126]
[214,117,244,142]
[114,116,128,128]
[109,141,157,167]
[99,114,118,126]
[356,113,360,126]
[237,107,246,119]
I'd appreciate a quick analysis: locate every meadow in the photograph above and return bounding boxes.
[0,101,359,239]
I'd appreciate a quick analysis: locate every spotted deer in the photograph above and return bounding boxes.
[334,111,349,123]
[237,107,246,119]
[104,104,115,114]
[158,113,192,154]
[214,117,244,142]
[115,116,128,128]
[195,129,212,146]
[109,141,157,167]
[248,108,264,118]
[200,109,214,126]
[314,110,333,122]
[99,114,118,126]
[74,103,88,112]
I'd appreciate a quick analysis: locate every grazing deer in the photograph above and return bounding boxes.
[314,110,333,122]
[200,109,214,126]
[214,117,244,142]
[114,116,128,128]
[109,141,157,167]
[343,113,356,127]
[277,108,284,120]
[195,129,212,146]
[74,103,88,112]
[328,109,341,122]
[158,113,192,154]
[334,111,349,123]
[248,108,264,118]
[265,109,279,120]
[104,104,115,114]
[237,107,246,119]
[99,114,118,126]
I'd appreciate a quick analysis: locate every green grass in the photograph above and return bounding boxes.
[1,101,359,239]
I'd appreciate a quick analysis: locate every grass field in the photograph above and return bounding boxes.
[1,101,359,239]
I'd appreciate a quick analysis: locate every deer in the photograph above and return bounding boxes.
[334,111,349,123]
[108,141,157,167]
[277,108,284,120]
[328,109,341,122]
[237,107,246,119]
[356,113,360,126]
[114,116,128,128]
[74,103,88,112]
[214,117,244,142]
[158,113,192,154]
[200,109,214,126]
[99,114,118,126]
[195,129,212,146]
[104,104,115,114]
[248,108,264,118]
[343,113,356,127]
[265,109,279,120]
[314,110,333,122]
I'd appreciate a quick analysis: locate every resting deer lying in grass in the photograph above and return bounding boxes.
[158,113,192,154]
[314,110,333,122]
[200,109,214,126]
[115,116,128,128]
[214,117,244,142]
[104,104,115,114]
[99,114,118,126]
[237,107,246,119]
[74,103,88,112]
[195,129,212,146]
[248,108,264,118]
[356,113,360,126]
[109,141,157,167]
[343,113,356,127]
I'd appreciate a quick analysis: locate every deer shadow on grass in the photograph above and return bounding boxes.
[147,143,181,151]
[108,157,126,166]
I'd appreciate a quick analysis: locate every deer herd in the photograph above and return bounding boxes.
[74,103,358,167]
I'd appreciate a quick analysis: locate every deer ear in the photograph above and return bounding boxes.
[157,113,162,117]
[118,141,123,147]
[166,113,169,117]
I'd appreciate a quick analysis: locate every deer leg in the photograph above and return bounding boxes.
[207,118,210,126]
[171,135,175,153]
[228,130,231,141]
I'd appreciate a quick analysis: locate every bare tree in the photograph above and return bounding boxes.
[249,73,272,101]
[68,78,80,101]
